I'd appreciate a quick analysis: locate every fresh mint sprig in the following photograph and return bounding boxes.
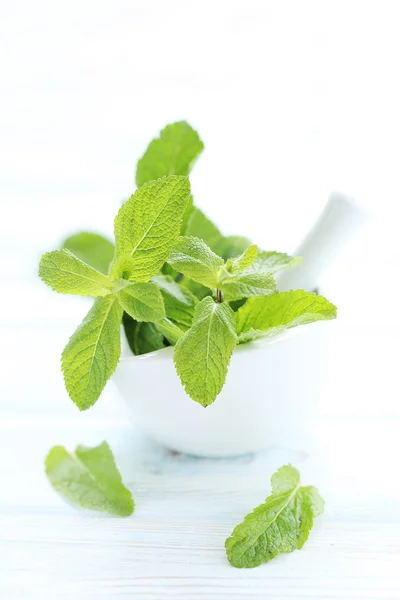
[225,464,324,568]
[45,441,134,516]
[39,175,191,410]
[40,120,337,410]
[167,236,316,406]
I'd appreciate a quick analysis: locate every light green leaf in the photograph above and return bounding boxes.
[152,274,197,328]
[184,207,224,251]
[109,254,136,281]
[184,208,252,261]
[62,296,123,410]
[220,250,299,302]
[116,281,165,322]
[216,235,253,260]
[181,193,194,234]
[113,176,191,281]
[45,441,134,516]
[220,269,276,302]
[136,121,204,188]
[180,278,212,301]
[157,317,185,345]
[122,313,165,355]
[236,290,337,343]
[174,297,238,406]
[167,236,224,290]
[39,249,112,297]
[225,464,324,568]
[134,119,197,235]
[252,250,301,275]
[226,245,258,274]
[62,232,115,275]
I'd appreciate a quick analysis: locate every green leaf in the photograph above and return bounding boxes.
[157,317,185,345]
[136,121,204,188]
[216,235,253,260]
[116,281,165,322]
[225,464,324,568]
[220,268,276,302]
[182,279,212,301]
[184,207,224,251]
[109,255,136,281]
[62,296,123,410]
[221,250,300,302]
[252,250,301,275]
[62,232,115,275]
[181,193,194,234]
[152,274,197,328]
[122,313,165,355]
[173,297,238,406]
[45,441,134,516]
[226,245,258,274]
[167,236,224,290]
[184,208,251,261]
[236,290,337,343]
[39,249,112,297]
[113,176,191,282]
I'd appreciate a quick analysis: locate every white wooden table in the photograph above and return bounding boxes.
[1,385,399,598]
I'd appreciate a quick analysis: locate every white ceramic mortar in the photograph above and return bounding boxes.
[113,192,365,456]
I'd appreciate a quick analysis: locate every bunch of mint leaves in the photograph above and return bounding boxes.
[39,120,337,410]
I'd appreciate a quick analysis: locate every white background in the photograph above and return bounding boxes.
[1,2,400,598]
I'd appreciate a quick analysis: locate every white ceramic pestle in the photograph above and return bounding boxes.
[277,192,367,292]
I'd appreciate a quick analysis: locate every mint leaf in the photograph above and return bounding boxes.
[252,250,301,275]
[184,207,224,251]
[184,208,251,261]
[221,251,300,301]
[45,441,134,516]
[116,281,165,322]
[157,317,185,345]
[39,249,112,296]
[122,313,165,355]
[62,232,115,274]
[152,274,197,328]
[181,279,212,301]
[113,176,190,282]
[226,245,258,274]
[216,235,252,260]
[136,121,204,188]
[181,193,194,234]
[174,296,238,406]
[236,290,337,343]
[220,268,276,302]
[62,296,123,410]
[225,465,324,568]
[167,236,224,290]
[109,255,136,281]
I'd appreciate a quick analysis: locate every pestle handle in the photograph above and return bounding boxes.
[277,192,367,292]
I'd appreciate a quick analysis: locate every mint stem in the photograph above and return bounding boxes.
[216,288,224,303]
